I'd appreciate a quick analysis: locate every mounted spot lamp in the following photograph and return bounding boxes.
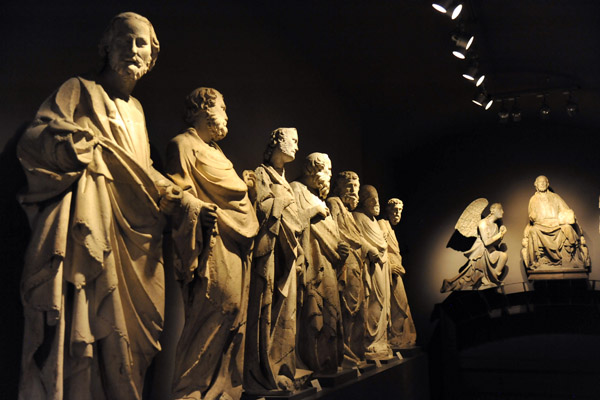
[432,0,463,20]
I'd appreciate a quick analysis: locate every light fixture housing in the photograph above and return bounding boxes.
[566,93,578,117]
[472,88,493,110]
[498,100,510,123]
[511,98,522,122]
[432,1,463,19]
[539,95,550,120]
[462,64,485,86]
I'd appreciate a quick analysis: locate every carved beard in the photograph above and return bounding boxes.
[341,192,359,210]
[314,173,331,200]
[109,53,149,81]
[206,111,228,141]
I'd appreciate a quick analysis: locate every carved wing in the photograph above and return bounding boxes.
[455,198,488,238]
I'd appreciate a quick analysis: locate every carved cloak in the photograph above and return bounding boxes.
[291,182,344,374]
[166,128,259,400]
[378,219,416,348]
[244,163,304,392]
[18,77,166,400]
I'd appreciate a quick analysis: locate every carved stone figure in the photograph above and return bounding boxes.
[166,88,259,400]
[442,199,508,292]
[16,13,180,399]
[353,185,393,360]
[326,171,368,367]
[378,199,417,348]
[291,153,348,374]
[523,175,590,274]
[243,127,309,393]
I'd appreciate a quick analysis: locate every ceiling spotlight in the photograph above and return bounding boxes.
[432,1,463,19]
[462,64,485,86]
[452,33,474,59]
[566,93,578,117]
[511,98,522,122]
[539,95,550,120]
[498,100,510,123]
[453,33,474,50]
[472,88,493,110]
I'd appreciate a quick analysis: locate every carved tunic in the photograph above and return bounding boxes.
[327,196,367,366]
[244,164,304,392]
[166,128,259,400]
[291,182,344,374]
[378,219,416,348]
[526,191,588,269]
[18,77,167,400]
[353,211,392,360]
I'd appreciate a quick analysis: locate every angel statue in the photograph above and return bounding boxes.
[441,199,508,293]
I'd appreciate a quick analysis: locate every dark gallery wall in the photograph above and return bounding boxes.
[4,0,600,398]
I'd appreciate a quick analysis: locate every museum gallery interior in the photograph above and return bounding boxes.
[3,1,600,399]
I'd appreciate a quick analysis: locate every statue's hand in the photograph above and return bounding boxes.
[242,170,257,202]
[200,203,218,229]
[500,225,507,235]
[315,204,329,219]
[367,250,382,265]
[157,181,183,215]
[337,242,350,261]
[391,264,404,276]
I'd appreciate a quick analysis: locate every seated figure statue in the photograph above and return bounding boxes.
[442,200,508,292]
[524,175,590,272]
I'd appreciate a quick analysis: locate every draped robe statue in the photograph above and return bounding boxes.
[326,171,367,367]
[353,185,392,360]
[525,175,590,271]
[166,88,259,400]
[378,199,416,348]
[244,127,308,393]
[16,13,175,400]
[291,153,346,374]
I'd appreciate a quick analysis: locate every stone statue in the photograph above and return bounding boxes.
[243,127,308,393]
[17,13,181,399]
[353,185,393,360]
[291,153,348,374]
[378,199,417,348]
[166,88,259,400]
[441,199,508,292]
[523,175,590,273]
[326,171,368,367]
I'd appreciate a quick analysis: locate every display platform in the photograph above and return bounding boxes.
[527,267,589,280]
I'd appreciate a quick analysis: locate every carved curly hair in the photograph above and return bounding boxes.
[263,127,297,162]
[183,87,222,125]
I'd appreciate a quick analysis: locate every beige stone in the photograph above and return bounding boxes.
[326,171,367,367]
[523,175,590,273]
[166,88,259,400]
[353,185,393,360]
[379,198,417,348]
[243,127,308,393]
[442,200,508,292]
[292,153,347,373]
[16,13,180,400]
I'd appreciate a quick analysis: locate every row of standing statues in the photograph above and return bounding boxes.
[16,13,416,400]
[441,175,591,292]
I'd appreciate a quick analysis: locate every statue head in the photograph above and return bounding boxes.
[184,87,228,141]
[534,175,549,193]
[99,12,160,81]
[263,127,298,164]
[489,202,504,219]
[358,184,380,218]
[333,171,360,210]
[301,152,332,200]
[386,198,404,226]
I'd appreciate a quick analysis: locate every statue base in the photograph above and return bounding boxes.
[527,267,589,280]
[313,368,357,387]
